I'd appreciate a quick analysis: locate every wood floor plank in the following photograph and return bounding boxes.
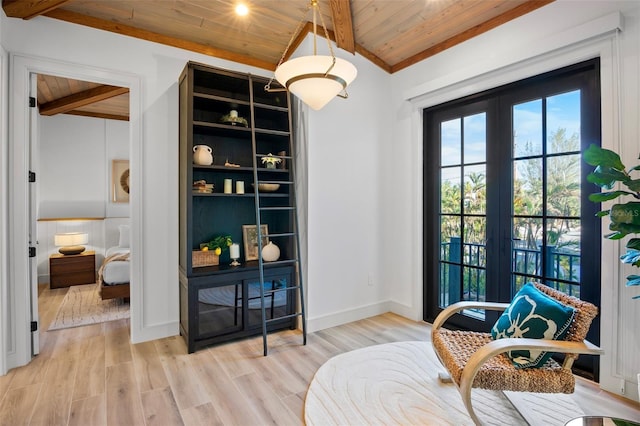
[232,371,300,425]
[188,349,263,425]
[140,387,184,426]
[104,319,133,366]
[68,394,106,426]
[105,361,145,425]
[154,336,210,411]
[180,402,224,426]
[131,340,170,392]
[29,357,78,425]
[72,334,106,400]
[0,383,41,426]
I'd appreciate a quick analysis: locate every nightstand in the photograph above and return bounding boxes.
[49,250,96,289]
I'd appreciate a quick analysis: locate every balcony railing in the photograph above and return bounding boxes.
[440,237,581,308]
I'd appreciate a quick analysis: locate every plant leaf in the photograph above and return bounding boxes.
[623,178,640,193]
[588,191,633,202]
[587,167,628,189]
[610,203,640,226]
[627,238,640,250]
[595,209,610,217]
[584,144,625,170]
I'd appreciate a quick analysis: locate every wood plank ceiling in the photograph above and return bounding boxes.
[6,0,554,121]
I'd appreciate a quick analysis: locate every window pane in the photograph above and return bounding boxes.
[464,165,486,214]
[441,118,461,166]
[547,90,580,154]
[513,158,543,216]
[463,217,486,250]
[546,154,581,218]
[463,113,486,163]
[440,217,461,259]
[513,217,542,251]
[441,167,461,214]
[546,218,581,284]
[463,266,486,302]
[513,99,542,158]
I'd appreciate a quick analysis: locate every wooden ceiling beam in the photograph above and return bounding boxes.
[44,9,278,71]
[39,85,129,116]
[329,0,355,54]
[65,110,129,122]
[2,0,71,20]
[391,0,555,73]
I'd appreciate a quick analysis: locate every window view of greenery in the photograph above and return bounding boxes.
[439,90,582,309]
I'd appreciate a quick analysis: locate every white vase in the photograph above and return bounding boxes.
[193,145,213,165]
[261,241,280,262]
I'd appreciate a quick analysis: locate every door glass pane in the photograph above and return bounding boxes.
[441,167,461,214]
[547,90,580,154]
[463,113,486,163]
[441,118,461,166]
[546,154,580,217]
[198,284,242,336]
[546,218,581,284]
[513,158,543,216]
[513,99,542,158]
[464,165,486,214]
[246,277,290,328]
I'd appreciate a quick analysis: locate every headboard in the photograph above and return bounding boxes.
[104,217,130,249]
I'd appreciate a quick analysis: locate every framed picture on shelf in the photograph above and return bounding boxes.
[111,159,130,203]
[242,224,269,261]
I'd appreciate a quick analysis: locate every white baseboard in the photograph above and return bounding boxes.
[307,301,392,333]
[388,300,422,322]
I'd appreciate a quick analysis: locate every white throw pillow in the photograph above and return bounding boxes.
[118,225,130,248]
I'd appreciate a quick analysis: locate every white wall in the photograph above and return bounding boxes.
[387,0,640,401]
[303,39,393,331]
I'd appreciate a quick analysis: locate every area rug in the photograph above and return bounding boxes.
[304,341,584,426]
[48,283,129,330]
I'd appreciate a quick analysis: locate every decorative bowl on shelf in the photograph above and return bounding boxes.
[252,183,280,192]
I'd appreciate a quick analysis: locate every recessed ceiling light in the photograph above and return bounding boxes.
[235,3,249,16]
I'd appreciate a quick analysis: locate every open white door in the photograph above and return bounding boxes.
[28,72,39,355]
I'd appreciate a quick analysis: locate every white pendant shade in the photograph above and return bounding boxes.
[275,55,357,110]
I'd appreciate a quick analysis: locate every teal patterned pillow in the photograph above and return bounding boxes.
[491,282,575,368]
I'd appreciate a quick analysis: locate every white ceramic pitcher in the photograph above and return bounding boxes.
[193,145,213,165]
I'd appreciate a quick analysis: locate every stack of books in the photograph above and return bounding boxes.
[193,180,214,194]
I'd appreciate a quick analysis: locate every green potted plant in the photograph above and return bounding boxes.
[584,144,640,298]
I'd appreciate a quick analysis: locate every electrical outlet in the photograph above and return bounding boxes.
[620,378,626,394]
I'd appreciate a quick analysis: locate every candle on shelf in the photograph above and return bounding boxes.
[229,243,240,259]
[236,181,245,194]
[224,179,232,194]
[230,110,238,119]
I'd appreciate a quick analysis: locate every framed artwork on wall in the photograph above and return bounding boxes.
[112,159,130,203]
[242,224,269,261]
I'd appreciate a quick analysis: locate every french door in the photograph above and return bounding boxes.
[423,60,601,374]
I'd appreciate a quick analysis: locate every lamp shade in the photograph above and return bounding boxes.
[54,232,88,246]
[54,232,88,255]
[275,55,357,110]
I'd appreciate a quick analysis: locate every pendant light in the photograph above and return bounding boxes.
[265,0,357,110]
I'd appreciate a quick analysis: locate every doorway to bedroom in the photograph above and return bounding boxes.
[32,73,133,344]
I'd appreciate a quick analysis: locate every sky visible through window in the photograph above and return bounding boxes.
[440,89,581,186]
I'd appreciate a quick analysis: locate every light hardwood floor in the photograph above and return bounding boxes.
[0,284,638,425]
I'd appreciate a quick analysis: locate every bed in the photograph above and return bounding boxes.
[98,223,130,301]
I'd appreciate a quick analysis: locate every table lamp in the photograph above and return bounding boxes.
[54,232,88,255]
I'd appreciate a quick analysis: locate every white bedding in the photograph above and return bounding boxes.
[102,246,130,285]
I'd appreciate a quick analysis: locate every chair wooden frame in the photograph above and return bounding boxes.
[431,288,603,425]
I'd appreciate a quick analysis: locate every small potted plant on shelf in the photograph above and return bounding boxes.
[193,235,233,267]
[584,144,640,298]
[261,153,282,169]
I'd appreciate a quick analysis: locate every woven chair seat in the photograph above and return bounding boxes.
[432,329,575,393]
